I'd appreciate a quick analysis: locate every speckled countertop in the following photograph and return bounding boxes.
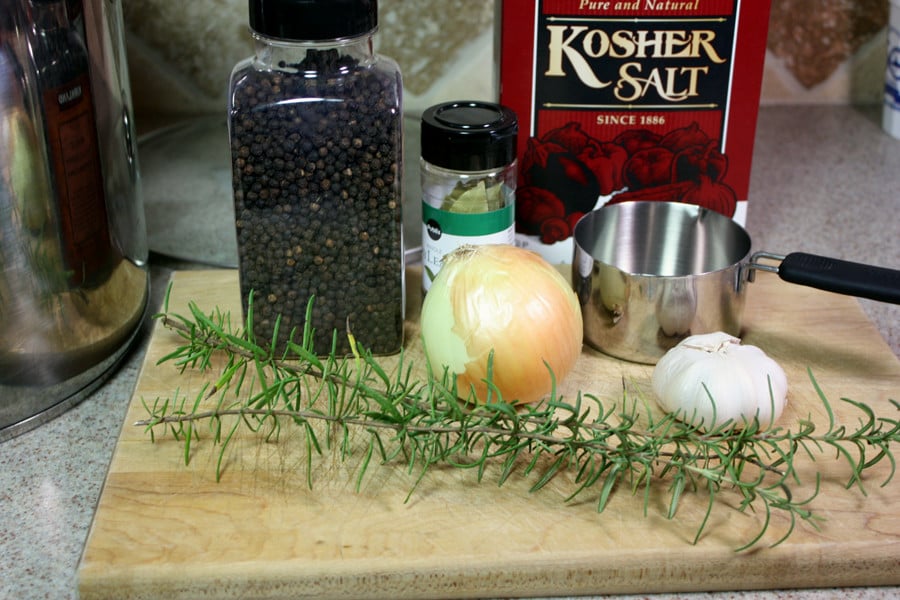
[1,105,898,600]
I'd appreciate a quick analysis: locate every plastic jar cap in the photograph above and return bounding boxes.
[421,101,519,172]
[249,0,377,41]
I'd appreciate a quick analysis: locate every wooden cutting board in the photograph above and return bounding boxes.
[78,268,900,599]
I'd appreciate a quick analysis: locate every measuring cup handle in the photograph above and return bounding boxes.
[779,252,900,304]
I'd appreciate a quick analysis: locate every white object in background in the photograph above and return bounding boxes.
[884,0,900,139]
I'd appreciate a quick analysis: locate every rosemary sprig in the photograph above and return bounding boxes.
[137,286,900,551]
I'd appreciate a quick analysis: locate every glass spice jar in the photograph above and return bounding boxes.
[228,0,404,356]
[420,101,518,292]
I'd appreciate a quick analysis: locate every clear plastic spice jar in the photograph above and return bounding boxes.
[420,101,518,292]
[228,0,404,355]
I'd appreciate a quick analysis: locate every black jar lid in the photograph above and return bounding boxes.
[421,101,518,172]
[249,0,377,41]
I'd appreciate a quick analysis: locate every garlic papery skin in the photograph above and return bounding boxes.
[651,332,788,431]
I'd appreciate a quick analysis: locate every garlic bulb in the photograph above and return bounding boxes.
[651,332,788,431]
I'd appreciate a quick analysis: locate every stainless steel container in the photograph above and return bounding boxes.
[0,0,148,441]
[573,201,900,364]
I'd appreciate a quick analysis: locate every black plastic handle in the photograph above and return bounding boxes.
[778,252,900,304]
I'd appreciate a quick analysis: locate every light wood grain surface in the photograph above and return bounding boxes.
[78,268,900,599]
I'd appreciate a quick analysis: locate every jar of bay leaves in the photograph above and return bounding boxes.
[420,101,518,292]
[228,0,404,356]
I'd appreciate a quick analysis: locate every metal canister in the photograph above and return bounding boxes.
[0,0,148,441]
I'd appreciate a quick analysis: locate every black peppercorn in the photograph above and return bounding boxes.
[229,0,403,356]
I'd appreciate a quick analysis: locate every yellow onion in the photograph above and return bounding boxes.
[420,244,583,404]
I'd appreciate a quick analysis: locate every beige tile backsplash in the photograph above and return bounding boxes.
[763,0,889,104]
[122,0,891,123]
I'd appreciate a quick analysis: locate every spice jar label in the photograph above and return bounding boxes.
[498,0,771,264]
[421,203,515,291]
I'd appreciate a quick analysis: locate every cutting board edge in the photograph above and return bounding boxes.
[77,542,900,600]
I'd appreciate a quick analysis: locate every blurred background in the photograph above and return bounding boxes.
[122,0,890,129]
[126,0,894,271]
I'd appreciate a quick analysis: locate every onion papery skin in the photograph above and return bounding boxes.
[420,244,584,405]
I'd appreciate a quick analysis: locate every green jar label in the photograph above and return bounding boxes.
[421,202,515,291]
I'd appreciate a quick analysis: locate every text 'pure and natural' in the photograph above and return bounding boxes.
[577,1,700,10]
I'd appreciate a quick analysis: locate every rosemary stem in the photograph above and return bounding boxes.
[136,296,900,550]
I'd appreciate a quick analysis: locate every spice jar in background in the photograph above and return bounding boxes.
[228,0,404,356]
[29,0,113,288]
[420,101,518,292]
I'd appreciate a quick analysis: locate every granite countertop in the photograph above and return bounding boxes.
[1,105,898,600]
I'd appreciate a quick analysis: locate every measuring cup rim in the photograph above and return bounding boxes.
[573,201,752,278]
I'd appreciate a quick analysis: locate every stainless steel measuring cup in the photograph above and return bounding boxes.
[572,201,900,364]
